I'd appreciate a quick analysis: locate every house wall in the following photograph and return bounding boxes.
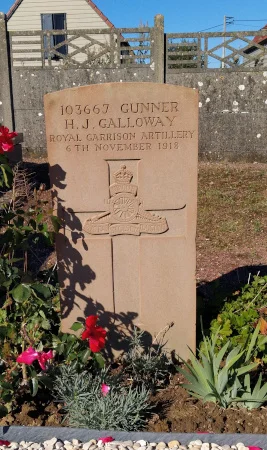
[7,0,110,31]
[7,0,111,66]
[244,47,267,68]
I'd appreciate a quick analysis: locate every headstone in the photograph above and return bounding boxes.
[44,83,198,357]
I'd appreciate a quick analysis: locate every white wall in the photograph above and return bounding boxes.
[7,0,111,31]
[7,0,113,66]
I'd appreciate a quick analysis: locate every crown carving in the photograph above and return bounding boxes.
[114,165,133,184]
[110,165,137,197]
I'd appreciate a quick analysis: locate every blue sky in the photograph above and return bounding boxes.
[2,0,267,33]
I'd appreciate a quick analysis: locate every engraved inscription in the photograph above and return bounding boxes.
[120,102,179,113]
[98,116,176,128]
[83,165,169,236]
[54,99,196,153]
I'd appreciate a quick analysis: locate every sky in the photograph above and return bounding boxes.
[1,0,267,33]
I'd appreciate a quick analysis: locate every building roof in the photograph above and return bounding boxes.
[6,0,115,28]
[252,24,267,44]
[244,25,267,54]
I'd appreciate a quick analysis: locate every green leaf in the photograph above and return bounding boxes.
[57,343,65,355]
[32,283,51,299]
[31,377,38,397]
[51,215,61,232]
[81,348,91,363]
[0,381,13,390]
[2,393,12,403]
[12,284,31,302]
[213,341,230,377]
[236,362,258,376]
[0,405,8,418]
[39,375,53,389]
[0,165,11,188]
[41,319,51,330]
[39,310,46,319]
[224,347,244,371]
[94,352,105,368]
[36,213,44,224]
[245,322,260,362]
[0,326,8,337]
[67,352,77,361]
[28,367,37,378]
[70,322,83,331]
[217,369,229,395]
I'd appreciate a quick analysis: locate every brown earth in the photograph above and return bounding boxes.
[0,402,63,428]
[147,374,267,434]
[2,159,267,432]
[2,375,267,433]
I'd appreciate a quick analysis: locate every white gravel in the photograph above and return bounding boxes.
[0,438,262,450]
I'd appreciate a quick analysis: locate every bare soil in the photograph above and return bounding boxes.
[2,377,267,433]
[2,160,267,432]
[147,374,267,434]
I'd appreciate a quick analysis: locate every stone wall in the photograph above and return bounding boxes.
[167,71,267,161]
[12,67,154,153]
[14,69,267,161]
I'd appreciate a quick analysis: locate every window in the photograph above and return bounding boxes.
[41,13,67,59]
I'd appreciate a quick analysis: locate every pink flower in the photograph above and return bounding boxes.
[16,347,54,371]
[37,349,54,370]
[81,315,106,353]
[101,383,110,396]
[98,437,114,444]
[248,447,262,450]
[0,126,17,153]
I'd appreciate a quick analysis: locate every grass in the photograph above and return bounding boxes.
[196,162,267,341]
[197,163,267,252]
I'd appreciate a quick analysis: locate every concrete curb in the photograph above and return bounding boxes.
[0,427,266,447]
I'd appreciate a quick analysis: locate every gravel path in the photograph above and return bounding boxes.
[1,438,262,450]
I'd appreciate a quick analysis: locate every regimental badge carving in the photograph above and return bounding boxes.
[83,165,169,236]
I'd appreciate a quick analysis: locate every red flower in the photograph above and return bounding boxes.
[0,126,17,153]
[98,437,114,444]
[0,441,10,446]
[248,447,262,450]
[16,347,54,371]
[81,315,106,352]
[101,383,110,396]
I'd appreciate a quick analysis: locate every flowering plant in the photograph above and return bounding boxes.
[81,315,106,352]
[101,383,110,396]
[0,125,17,188]
[16,347,54,371]
[67,315,106,369]
[0,126,17,153]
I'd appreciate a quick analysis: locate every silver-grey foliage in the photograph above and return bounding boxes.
[53,365,151,431]
[123,327,173,390]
